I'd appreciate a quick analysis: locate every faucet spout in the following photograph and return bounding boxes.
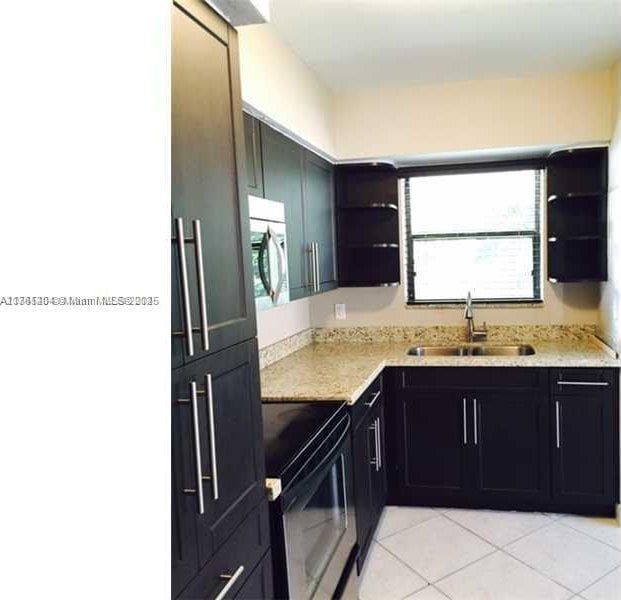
[464,291,474,320]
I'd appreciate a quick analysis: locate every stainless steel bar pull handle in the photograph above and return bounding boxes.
[174,217,194,356]
[206,374,219,500]
[555,400,561,449]
[192,219,209,351]
[369,421,378,469]
[313,242,320,293]
[462,398,467,445]
[178,382,205,514]
[215,566,245,600]
[473,399,478,445]
[365,390,381,408]
[557,381,609,387]
[308,244,315,291]
[376,417,382,470]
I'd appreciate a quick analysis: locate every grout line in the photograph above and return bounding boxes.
[428,516,577,596]
[575,563,621,596]
[555,517,621,553]
[376,512,444,543]
[441,509,556,550]
[377,540,435,585]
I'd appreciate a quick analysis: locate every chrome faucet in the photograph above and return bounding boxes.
[464,291,488,343]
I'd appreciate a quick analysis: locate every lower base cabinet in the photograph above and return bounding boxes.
[178,501,271,600]
[387,367,619,515]
[351,376,386,572]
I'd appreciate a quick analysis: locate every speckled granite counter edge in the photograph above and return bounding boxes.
[258,328,313,369]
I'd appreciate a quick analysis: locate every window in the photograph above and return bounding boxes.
[403,166,542,304]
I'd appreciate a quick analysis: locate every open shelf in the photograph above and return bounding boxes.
[336,163,401,287]
[548,191,605,202]
[344,243,399,249]
[548,238,607,282]
[339,203,398,210]
[546,147,607,282]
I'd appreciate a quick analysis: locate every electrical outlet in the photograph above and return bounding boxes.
[335,303,346,320]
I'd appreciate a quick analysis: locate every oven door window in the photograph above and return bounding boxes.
[285,455,348,600]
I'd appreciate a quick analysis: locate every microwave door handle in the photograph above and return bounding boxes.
[268,226,286,303]
[257,231,272,297]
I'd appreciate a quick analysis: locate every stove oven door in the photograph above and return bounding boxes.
[280,415,357,600]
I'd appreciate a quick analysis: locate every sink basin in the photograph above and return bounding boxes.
[407,344,535,357]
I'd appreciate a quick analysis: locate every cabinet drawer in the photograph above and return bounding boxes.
[551,369,617,395]
[235,550,273,600]
[351,374,382,430]
[401,368,546,391]
[179,501,270,600]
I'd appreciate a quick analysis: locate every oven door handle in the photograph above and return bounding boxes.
[282,414,351,505]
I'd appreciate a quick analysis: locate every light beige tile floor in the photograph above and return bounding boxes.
[360,507,621,600]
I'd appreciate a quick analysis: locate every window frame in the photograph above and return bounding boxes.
[401,159,545,306]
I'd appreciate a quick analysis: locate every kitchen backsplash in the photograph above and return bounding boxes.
[259,324,599,368]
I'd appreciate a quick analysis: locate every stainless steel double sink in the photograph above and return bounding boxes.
[407,344,536,357]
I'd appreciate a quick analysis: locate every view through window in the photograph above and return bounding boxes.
[403,168,542,303]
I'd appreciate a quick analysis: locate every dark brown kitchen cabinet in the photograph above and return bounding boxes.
[387,367,619,515]
[351,377,386,572]
[551,369,619,507]
[260,124,307,300]
[243,113,264,197]
[171,3,255,368]
[303,150,338,293]
[252,116,338,298]
[473,390,549,504]
[393,388,471,503]
[177,501,270,600]
[546,147,608,282]
[335,164,400,287]
[171,339,266,597]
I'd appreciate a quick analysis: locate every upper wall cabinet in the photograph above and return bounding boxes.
[547,147,608,283]
[303,150,338,294]
[244,113,338,305]
[171,3,256,368]
[260,123,307,300]
[336,164,400,287]
[243,113,264,197]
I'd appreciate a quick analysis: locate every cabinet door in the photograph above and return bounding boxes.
[243,113,263,197]
[171,340,266,575]
[261,125,307,299]
[396,390,471,502]
[171,6,255,365]
[303,150,337,292]
[172,367,200,597]
[473,391,549,504]
[370,398,387,518]
[552,391,618,506]
[352,412,374,571]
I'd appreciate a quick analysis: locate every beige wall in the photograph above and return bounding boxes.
[309,284,600,329]
[239,26,616,344]
[599,63,621,352]
[238,24,336,157]
[334,70,614,160]
[256,297,311,349]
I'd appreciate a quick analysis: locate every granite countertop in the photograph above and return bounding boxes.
[260,338,620,405]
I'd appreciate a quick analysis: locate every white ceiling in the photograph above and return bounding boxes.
[268,0,621,90]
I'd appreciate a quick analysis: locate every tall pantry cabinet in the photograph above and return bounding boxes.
[171,2,270,598]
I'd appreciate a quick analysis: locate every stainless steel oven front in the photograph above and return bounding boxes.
[272,413,357,600]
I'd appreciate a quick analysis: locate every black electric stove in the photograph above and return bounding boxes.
[261,400,357,600]
[261,400,347,491]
